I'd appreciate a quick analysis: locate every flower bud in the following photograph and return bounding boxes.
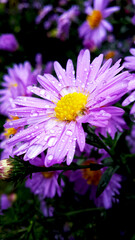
[0,159,13,180]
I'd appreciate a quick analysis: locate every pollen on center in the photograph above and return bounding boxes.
[54,92,88,121]
[87,10,102,29]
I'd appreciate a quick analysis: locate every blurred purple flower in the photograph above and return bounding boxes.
[0,34,19,52]
[35,5,53,24]
[123,48,135,71]
[44,61,54,74]
[0,62,38,116]
[0,193,17,215]
[57,6,80,40]
[0,194,11,214]
[79,0,119,47]
[126,124,135,154]
[25,155,64,199]
[131,15,135,25]
[122,49,135,114]
[69,159,122,209]
[40,200,54,217]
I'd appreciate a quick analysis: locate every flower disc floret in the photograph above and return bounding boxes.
[54,92,88,121]
[87,10,102,29]
[81,160,101,185]
[42,171,54,178]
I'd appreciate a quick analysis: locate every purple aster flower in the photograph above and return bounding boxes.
[44,61,54,74]
[0,34,19,52]
[122,74,135,115]
[95,106,127,138]
[79,0,119,47]
[0,62,38,116]
[131,15,135,25]
[123,48,135,71]
[0,194,11,214]
[0,116,21,160]
[0,0,8,3]
[4,49,131,167]
[25,154,64,199]
[35,5,53,24]
[126,124,135,154]
[0,193,17,215]
[57,6,80,40]
[40,200,54,217]
[69,159,122,209]
[122,49,135,114]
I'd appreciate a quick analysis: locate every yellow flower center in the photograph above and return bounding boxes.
[4,128,17,139]
[87,10,102,29]
[42,172,54,178]
[81,160,102,186]
[105,51,116,60]
[54,92,88,121]
[9,83,18,89]
[4,117,19,139]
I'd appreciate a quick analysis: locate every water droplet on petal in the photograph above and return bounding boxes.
[40,89,46,95]
[30,113,38,117]
[48,137,57,147]
[50,129,55,133]
[48,155,53,161]
[66,130,73,136]
[59,75,62,80]
[129,95,135,102]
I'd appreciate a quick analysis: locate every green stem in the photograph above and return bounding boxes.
[31,163,104,174]
[57,207,105,216]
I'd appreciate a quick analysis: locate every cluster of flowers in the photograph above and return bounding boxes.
[0,0,135,217]
[1,0,134,50]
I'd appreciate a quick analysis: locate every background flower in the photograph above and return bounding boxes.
[0,34,19,52]
[78,0,119,47]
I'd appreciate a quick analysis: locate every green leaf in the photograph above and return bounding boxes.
[85,125,105,149]
[101,157,113,167]
[96,165,119,198]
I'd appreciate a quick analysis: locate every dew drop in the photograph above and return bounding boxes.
[44,135,49,141]
[30,113,38,117]
[59,75,62,80]
[129,95,135,102]
[48,137,57,147]
[66,130,73,136]
[40,89,45,95]
[48,154,53,161]
[50,129,55,133]
[44,105,50,108]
